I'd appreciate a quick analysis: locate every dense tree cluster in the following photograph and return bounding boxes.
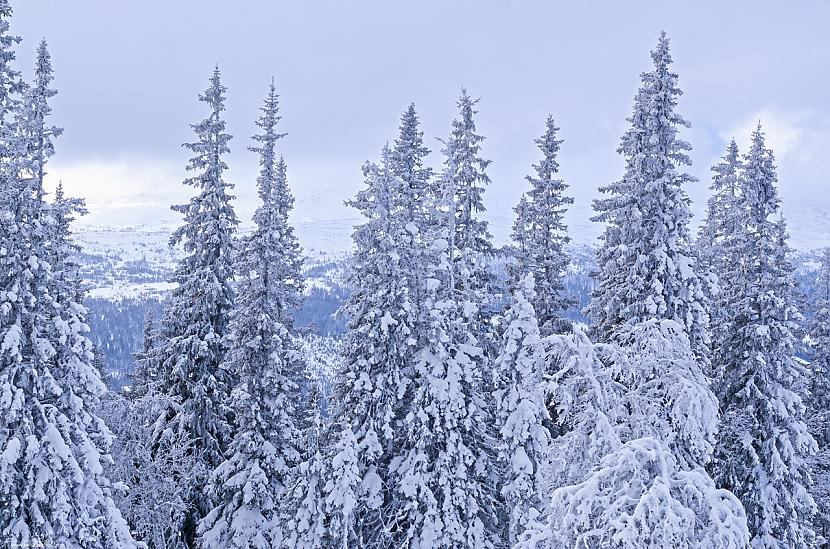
[1,2,825,546]
[0,2,137,546]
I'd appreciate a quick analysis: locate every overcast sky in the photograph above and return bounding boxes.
[13,1,830,251]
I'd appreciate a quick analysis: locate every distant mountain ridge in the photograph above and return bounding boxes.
[74,224,825,387]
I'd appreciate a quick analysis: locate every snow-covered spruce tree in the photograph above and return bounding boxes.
[697,140,743,381]
[806,248,830,544]
[19,41,76,298]
[493,274,551,545]
[391,103,433,238]
[542,327,623,492]
[714,124,817,548]
[393,159,499,548]
[517,437,749,549]
[152,66,238,547]
[525,320,743,548]
[613,319,718,470]
[20,39,61,198]
[509,116,573,335]
[0,11,137,544]
[198,80,304,549]
[101,391,203,549]
[272,156,303,318]
[252,84,302,328]
[439,90,497,334]
[420,97,501,542]
[399,273,499,548]
[329,145,419,547]
[526,323,742,548]
[130,309,158,399]
[390,103,434,320]
[284,381,330,548]
[46,182,88,324]
[325,106,442,547]
[326,423,361,549]
[697,140,742,284]
[588,32,709,358]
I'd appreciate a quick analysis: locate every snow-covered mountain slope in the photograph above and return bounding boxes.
[73,222,825,387]
[75,223,351,385]
[75,225,179,301]
[74,221,826,313]
[74,223,350,300]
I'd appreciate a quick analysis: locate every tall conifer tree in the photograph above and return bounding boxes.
[714,125,816,547]
[588,32,709,357]
[198,81,304,549]
[392,111,500,544]
[440,90,496,317]
[806,249,830,544]
[327,105,439,547]
[130,309,158,399]
[697,140,743,380]
[330,146,420,546]
[493,275,551,544]
[0,9,137,545]
[18,39,60,202]
[392,103,433,237]
[697,139,742,278]
[510,116,573,335]
[284,382,330,548]
[152,66,238,547]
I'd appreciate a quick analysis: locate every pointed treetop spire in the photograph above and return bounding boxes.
[35,39,53,81]
[652,31,672,64]
[750,121,766,148]
[0,0,22,127]
[21,36,62,197]
[744,121,781,222]
[696,137,743,285]
[249,79,286,205]
[456,87,482,130]
[510,113,573,335]
[533,115,563,179]
[393,102,430,177]
[201,64,226,115]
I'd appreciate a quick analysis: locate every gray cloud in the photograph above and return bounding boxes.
[16,0,830,250]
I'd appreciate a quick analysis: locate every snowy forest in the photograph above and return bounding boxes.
[1,1,829,548]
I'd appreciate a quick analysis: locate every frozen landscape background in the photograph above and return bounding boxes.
[13,1,830,385]
[3,1,830,548]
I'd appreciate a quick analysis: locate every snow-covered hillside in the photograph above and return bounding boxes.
[75,224,352,384]
[75,222,825,390]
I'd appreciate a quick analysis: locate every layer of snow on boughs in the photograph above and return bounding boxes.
[519,437,748,549]
[521,318,748,548]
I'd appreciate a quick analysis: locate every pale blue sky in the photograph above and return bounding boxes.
[13,1,830,251]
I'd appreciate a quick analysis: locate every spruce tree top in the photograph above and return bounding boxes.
[699,139,741,252]
[171,65,238,264]
[249,79,286,196]
[392,103,432,187]
[443,88,493,257]
[589,32,707,354]
[744,123,781,224]
[22,40,62,196]
[0,0,21,120]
